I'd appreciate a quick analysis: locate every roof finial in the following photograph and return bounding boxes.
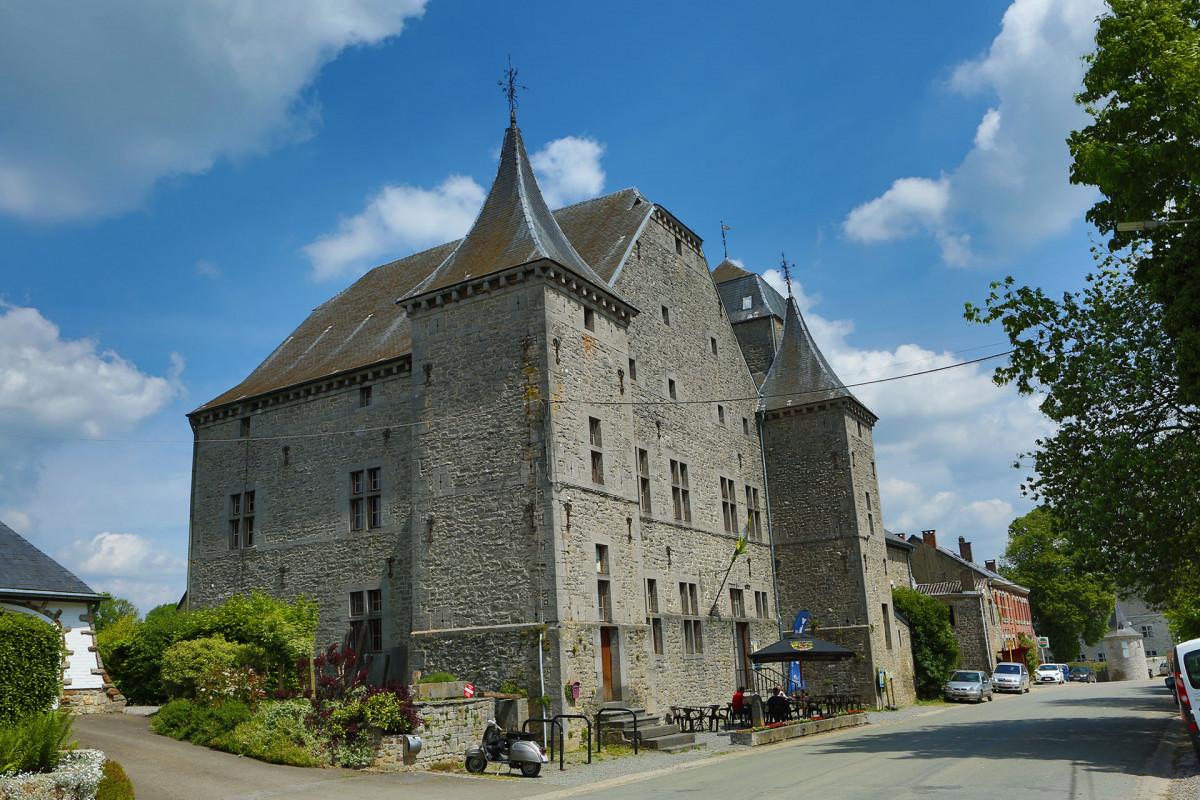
[498,55,526,126]
[720,221,731,260]
[780,252,793,299]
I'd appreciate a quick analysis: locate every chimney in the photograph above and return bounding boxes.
[958,536,974,563]
[960,568,975,593]
[985,559,997,572]
[921,529,937,548]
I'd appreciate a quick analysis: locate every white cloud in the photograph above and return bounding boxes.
[59,532,184,577]
[529,136,606,209]
[0,305,179,438]
[842,0,1104,265]
[303,135,609,281]
[0,1,428,222]
[195,260,221,278]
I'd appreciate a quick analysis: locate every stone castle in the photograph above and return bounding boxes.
[186,116,917,713]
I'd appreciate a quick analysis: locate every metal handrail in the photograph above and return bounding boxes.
[553,714,593,767]
[594,707,639,755]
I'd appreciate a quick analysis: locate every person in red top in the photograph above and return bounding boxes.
[732,686,746,711]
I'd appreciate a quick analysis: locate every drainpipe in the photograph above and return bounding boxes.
[538,629,547,749]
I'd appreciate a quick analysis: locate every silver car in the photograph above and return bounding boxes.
[992,661,1031,693]
[944,670,995,703]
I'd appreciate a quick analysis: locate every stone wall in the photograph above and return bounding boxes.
[376,697,495,769]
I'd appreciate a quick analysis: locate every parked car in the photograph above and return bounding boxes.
[1059,664,1070,682]
[1172,637,1200,759]
[1035,663,1065,683]
[944,670,995,703]
[992,662,1031,693]
[1070,666,1097,683]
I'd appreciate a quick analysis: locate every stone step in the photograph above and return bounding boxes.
[639,732,696,751]
[655,741,700,754]
[632,724,678,740]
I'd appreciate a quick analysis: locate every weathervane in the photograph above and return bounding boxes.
[780,252,793,299]
[720,221,731,259]
[498,56,526,125]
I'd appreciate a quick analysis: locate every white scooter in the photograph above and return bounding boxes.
[464,718,549,777]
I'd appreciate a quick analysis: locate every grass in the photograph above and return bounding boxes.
[914,698,950,706]
[427,759,460,772]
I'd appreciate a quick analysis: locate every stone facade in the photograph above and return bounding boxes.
[375,697,495,770]
[1078,597,1176,662]
[186,119,917,718]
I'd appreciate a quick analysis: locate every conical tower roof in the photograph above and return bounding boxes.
[402,123,620,302]
[760,297,859,412]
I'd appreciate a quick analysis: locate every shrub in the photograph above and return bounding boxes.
[0,611,66,724]
[104,604,189,705]
[213,700,322,767]
[194,664,267,706]
[160,636,244,699]
[150,699,251,747]
[0,711,76,775]
[94,595,139,634]
[418,672,458,684]
[892,586,960,700]
[95,759,135,800]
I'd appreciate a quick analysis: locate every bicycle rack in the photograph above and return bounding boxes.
[521,717,564,768]
[553,714,593,766]
[594,707,639,755]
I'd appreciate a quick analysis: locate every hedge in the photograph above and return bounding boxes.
[0,610,66,724]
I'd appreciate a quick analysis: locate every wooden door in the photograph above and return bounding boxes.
[736,622,751,687]
[601,627,614,702]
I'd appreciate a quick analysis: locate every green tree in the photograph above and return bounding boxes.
[1069,0,1200,402]
[965,252,1200,609]
[104,603,188,705]
[94,593,139,633]
[0,611,66,723]
[1000,508,1116,663]
[892,586,959,700]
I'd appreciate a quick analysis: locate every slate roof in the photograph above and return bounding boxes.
[196,185,655,413]
[0,520,99,600]
[713,268,788,326]
[402,123,619,304]
[917,580,987,596]
[909,536,1029,594]
[759,297,858,412]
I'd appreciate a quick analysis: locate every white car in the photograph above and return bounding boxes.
[1035,663,1065,684]
[1172,638,1200,759]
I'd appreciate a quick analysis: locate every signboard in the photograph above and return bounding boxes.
[789,640,814,651]
[463,682,475,698]
[1036,636,1049,648]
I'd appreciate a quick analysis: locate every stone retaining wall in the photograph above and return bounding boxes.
[727,712,867,746]
[374,697,495,770]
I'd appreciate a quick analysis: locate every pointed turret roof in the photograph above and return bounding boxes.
[760,297,860,412]
[402,123,620,303]
[711,258,752,283]
[0,519,100,599]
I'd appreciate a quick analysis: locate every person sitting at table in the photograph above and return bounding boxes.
[730,686,749,726]
[766,686,790,723]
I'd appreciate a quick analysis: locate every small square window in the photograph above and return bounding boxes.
[584,307,595,331]
[668,379,677,400]
[661,306,670,325]
[742,296,752,310]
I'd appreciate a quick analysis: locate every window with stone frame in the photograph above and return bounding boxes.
[754,590,769,618]
[584,307,596,331]
[348,589,383,653]
[646,578,664,655]
[229,490,255,549]
[628,358,638,384]
[668,378,677,401]
[729,588,745,617]
[595,543,609,575]
[670,460,691,522]
[597,579,612,622]
[239,417,251,437]
[882,603,893,649]
[743,417,750,436]
[359,385,372,408]
[717,404,726,425]
[679,582,703,654]
[589,417,604,485]
[350,468,382,531]
[720,477,738,532]
[744,486,762,541]
[637,449,651,512]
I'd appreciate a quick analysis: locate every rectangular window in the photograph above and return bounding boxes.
[742,296,752,310]
[368,618,383,654]
[720,477,738,533]
[671,460,691,522]
[717,405,725,425]
[710,337,718,356]
[675,236,683,255]
[662,305,670,325]
[883,603,893,649]
[239,417,250,437]
[350,469,382,531]
[591,451,604,485]
[598,579,612,622]
[755,590,769,618]
[359,385,372,408]
[729,588,745,617]
[348,590,383,654]
[745,486,762,541]
[628,358,637,383]
[590,418,604,485]
[637,448,651,512]
[668,379,677,400]
[368,589,382,614]
[680,581,702,654]
[584,307,595,331]
[646,578,659,613]
[589,417,602,447]
[595,544,609,575]
[350,591,365,618]
[229,491,255,549]
[651,617,664,655]
[743,417,750,436]
[1140,625,1153,637]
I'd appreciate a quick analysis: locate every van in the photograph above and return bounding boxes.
[1172,637,1200,758]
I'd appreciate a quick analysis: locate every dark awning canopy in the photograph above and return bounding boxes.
[750,634,857,663]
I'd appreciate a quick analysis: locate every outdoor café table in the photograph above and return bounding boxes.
[671,706,708,733]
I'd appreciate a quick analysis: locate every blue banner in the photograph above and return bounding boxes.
[787,611,809,693]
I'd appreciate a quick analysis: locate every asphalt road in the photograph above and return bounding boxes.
[547,678,1179,800]
[73,679,1179,799]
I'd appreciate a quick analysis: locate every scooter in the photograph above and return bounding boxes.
[464,718,549,777]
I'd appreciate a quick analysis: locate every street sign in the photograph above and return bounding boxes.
[463,682,475,698]
[1036,636,1049,648]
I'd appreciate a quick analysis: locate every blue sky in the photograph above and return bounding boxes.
[0,0,1107,612]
